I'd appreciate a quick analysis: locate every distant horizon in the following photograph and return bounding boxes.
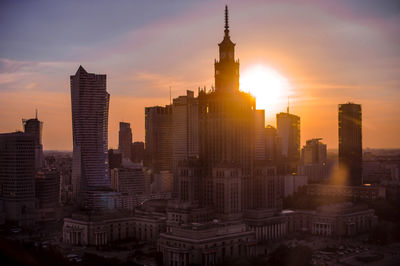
[42,147,400,154]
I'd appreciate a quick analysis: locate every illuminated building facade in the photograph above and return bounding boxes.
[276,111,300,173]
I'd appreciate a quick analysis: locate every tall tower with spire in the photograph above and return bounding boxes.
[197,6,256,218]
[214,5,240,92]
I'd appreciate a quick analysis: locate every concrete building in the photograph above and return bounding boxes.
[110,166,145,195]
[172,90,199,171]
[35,169,60,221]
[176,159,203,204]
[108,149,122,169]
[306,184,386,201]
[63,199,168,246]
[265,125,281,163]
[166,201,214,227]
[212,166,242,221]
[299,138,328,183]
[70,66,112,209]
[283,174,308,197]
[244,165,283,210]
[255,110,266,161]
[244,202,377,242]
[118,122,132,160]
[339,103,362,186]
[158,221,256,266]
[0,132,36,226]
[285,203,377,237]
[145,105,173,172]
[22,115,44,170]
[131,141,145,164]
[63,209,166,246]
[198,5,255,177]
[151,171,174,194]
[244,209,288,242]
[276,111,300,173]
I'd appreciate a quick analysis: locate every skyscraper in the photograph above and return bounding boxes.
[301,138,327,165]
[199,6,255,176]
[276,111,300,173]
[299,138,328,183]
[70,66,112,209]
[265,125,281,163]
[35,169,60,220]
[145,105,173,172]
[172,90,199,171]
[0,132,36,225]
[255,110,266,161]
[119,122,132,161]
[339,103,362,186]
[196,6,256,219]
[131,141,145,164]
[23,113,44,170]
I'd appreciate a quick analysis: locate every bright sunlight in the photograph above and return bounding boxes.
[240,64,292,120]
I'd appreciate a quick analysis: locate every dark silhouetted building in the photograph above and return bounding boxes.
[0,132,36,226]
[198,10,255,177]
[265,125,281,163]
[197,6,259,217]
[23,114,44,170]
[108,149,122,169]
[119,122,132,160]
[276,110,300,173]
[70,66,113,209]
[35,169,60,221]
[339,102,362,186]
[255,110,266,161]
[145,105,173,172]
[299,138,328,183]
[131,141,144,164]
[172,90,199,171]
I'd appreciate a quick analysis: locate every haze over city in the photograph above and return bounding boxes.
[1,0,399,150]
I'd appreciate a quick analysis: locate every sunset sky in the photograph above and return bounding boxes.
[1,0,399,150]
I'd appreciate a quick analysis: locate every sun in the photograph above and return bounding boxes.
[240,64,292,119]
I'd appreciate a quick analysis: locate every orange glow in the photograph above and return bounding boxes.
[240,64,292,117]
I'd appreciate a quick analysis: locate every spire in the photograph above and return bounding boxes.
[224,5,229,36]
[76,65,87,75]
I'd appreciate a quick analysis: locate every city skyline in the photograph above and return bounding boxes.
[1,3,400,265]
[1,0,400,150]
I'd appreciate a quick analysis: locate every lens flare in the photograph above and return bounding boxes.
[240,64,292,120]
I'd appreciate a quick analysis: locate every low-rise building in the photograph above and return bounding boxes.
[306,184,386,201]
[158,221,256,266]
[284,202,377,237]
[63,200,168,246]
[244,209,287,241]
[283,174,307,197]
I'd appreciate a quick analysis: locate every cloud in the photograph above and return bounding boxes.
[0,58,37,73]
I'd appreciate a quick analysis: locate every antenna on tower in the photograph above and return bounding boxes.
[224,5,230,36]
[35,109,38,119]
[287,96,290,113]
[169,86,172,105]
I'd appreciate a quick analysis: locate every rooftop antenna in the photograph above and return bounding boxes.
[287,96,290,113]
[169,86,172,105]
[35,109,38,119]
[224,5,229,36]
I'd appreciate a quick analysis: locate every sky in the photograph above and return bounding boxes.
[0,0,399,150]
